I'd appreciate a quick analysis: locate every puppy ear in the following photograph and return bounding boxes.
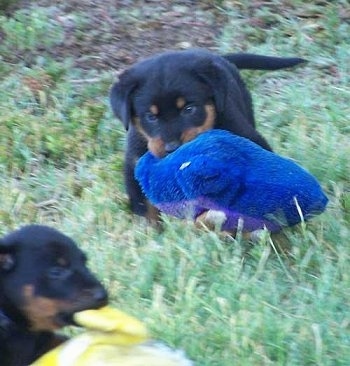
[192,57,272,150]
[0,241,16,272]
[110,70,139,130]
[192,57,254,126]
[192,58,226,112]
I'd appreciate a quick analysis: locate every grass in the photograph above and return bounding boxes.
[0,2,349,365]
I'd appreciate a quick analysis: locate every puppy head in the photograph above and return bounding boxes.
[110,50,254,157]
[0,225,108,331]
[132,93,217,157]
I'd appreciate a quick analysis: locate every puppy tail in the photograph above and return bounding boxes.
[224,53,306,70]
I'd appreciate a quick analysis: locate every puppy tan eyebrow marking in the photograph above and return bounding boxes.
[57,257,68,266]
[176,97,186,109]
[149,105,159,115]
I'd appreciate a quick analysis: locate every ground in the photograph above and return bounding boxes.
[4,1,350,73]
[5,0,225,71]
[1,1,349,365]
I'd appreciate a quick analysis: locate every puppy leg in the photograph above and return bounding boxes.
[125,127,160,221]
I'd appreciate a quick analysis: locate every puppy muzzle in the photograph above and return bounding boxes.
[165,141,181,153]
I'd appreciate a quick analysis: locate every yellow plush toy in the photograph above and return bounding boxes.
[32,306,192,366]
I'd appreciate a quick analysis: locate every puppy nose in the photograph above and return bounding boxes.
[92,286,108,306]
[165,140,181,153]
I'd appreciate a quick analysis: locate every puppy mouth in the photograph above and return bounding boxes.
[56,295,109,327]
[56,312,75,326]
[164,141,181,154]
[56,303,107,327]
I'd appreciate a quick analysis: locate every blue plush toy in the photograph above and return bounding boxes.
[135,130,328,233]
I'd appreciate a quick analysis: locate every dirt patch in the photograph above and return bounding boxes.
[8,0,225,72]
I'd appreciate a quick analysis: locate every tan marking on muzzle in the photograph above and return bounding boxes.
[147,137,166,157]
[181,103,216,143]
[132,117,166,157]
[21,285,72,331]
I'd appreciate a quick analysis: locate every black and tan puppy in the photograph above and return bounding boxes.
[110,49,305,219]
[0,225,108,366]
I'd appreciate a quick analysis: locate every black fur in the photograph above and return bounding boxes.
[0,225,108,366]
[110,49,305,217]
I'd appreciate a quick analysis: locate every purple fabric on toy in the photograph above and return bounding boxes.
[156,197,281,232]
[135,130,328,232]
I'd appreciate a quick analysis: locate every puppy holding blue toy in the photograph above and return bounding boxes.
[135,130,328,234]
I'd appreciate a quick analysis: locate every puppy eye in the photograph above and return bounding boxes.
[182,104,197,115]
[47,266,70,280]
[145,112,158,123]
